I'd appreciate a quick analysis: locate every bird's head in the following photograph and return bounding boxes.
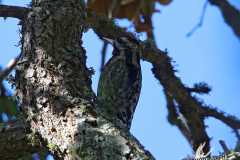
[103,35,141,67]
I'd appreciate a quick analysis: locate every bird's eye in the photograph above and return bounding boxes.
[117,37,123,43]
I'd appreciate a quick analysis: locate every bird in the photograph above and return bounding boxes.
[97,35,142,130]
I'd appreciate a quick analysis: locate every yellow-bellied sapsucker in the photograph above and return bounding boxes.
[97,35,142,130]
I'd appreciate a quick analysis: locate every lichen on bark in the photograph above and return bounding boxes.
[12,0,155,159]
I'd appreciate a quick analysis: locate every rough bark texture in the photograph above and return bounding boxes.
[142,41,210,153]
[0,5,31,20]
[4,0,156,159]
[15,0,93,158]
[2,0,240,159]
[0,118,40,160]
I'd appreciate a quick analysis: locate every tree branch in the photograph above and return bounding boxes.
[186,87,211,94]
[149,51,211,154]
[86,8,125,39]
[0,5,32,20]
[86,7,211,153]
[0,117,41,159]
[165,90,192,146]
[202,105,240,130]
[233,129,240,141]
[12,1,156,159]
[187,0,208,37]
[208,0,240,39]
[108,0,121,18]
[0,82,10,117]
[100,41,108,72]
[219,140,231,154]
[0,54,21,83]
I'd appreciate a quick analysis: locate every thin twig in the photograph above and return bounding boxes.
[0,82,10,116]
[100,41,108,72]
[186,87,211,94]
[0,54,21,83]
[100,0,121,72]
[108,0,121,18]
[186,1,208,37]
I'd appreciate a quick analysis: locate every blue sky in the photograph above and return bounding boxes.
[1,0,240,159]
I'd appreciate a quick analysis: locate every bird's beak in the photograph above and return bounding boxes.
[103,37,115,46]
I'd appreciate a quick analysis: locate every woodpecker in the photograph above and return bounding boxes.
[97,35,142,130]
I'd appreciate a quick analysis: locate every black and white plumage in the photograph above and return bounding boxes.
[97,35,142,130]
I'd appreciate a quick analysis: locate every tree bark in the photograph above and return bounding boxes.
[2,0,240,159]
[0,117,41,159]
[209,0,240,39]
[0,0,155,159]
